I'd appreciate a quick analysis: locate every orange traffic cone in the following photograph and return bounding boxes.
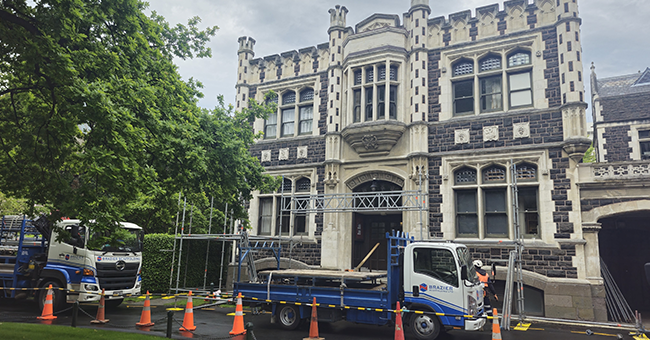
[91,289,109,324]
[492,308,502,340]
[303,297,324,340]
[136,291,155,327]
[179,291,197,331]
[37,284,58,320]
[229,292,246,335]
[394,301,405,340]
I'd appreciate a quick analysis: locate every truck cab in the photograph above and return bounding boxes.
[41,219,143,309]
[403,242,485,338]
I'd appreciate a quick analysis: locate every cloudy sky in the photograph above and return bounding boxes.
[145,0,650,115]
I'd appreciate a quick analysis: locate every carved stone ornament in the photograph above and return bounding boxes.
[297,146,308,159]
[261,150,271,163]
[362,135,378,150]
[483,125,499,142]
[341,120,406,157]
[278,148,289,161]
[513,122,530,139]
[455,129,470,144]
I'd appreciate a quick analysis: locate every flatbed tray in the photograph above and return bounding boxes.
[258,269,387,281]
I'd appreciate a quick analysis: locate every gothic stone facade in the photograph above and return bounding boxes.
[235,0,605,320]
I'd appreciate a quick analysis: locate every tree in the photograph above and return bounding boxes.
[0,0,277,243]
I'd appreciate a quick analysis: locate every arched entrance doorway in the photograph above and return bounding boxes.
[351,179,403,270]
[599,211,650,316]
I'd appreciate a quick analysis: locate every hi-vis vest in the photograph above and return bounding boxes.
[477,272,488,296]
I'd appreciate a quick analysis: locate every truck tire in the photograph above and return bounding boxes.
[277,304,301,330]
[38,280,66,313]
[409,312,441,340]
[105,298,123,309]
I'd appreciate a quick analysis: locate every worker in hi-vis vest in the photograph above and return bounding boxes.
[473,260,498,314]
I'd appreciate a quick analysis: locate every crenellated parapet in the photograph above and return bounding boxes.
[329,5,348,30]
[426,0,563,48]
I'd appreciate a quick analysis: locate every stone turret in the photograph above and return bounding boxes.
[407,0,430,123]
[236,36,256,110]
[329,5,348,29]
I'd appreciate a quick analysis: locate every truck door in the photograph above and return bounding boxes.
[49,225,88,276]
[410,247,465,315]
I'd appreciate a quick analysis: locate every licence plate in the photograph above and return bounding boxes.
[112,291,123,296]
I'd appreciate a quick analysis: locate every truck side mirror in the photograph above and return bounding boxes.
[645,263,650,285]
[461,265,468,281]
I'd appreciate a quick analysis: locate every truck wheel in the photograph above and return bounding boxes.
[277,304,301,330]
[38,281,66,313]
[410,313,441,340]
[105,298,123,309]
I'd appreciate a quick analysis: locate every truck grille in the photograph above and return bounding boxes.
[95,262,138,290]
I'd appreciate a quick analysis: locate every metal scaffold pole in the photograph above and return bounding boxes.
[509,161,526,327]
[168,192,182,293]
[218,202,228,291]
[174,197,187,294]
[202,197,214,290]
[183,204,194,288]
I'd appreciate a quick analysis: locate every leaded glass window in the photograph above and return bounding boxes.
[366,67,374,83]
[516,164,537,181]
[300,88,314,102]
[454,61,474,76]
[483,166,506,182]
[378,66,386,81]
[390,66,398,81]
[508,52,531,67]
[282,91,296,105]
[354,70,362,85]
[296,178,311,192]
[455,168,477,184]
[480,57,501,72]
[282,178,292,192]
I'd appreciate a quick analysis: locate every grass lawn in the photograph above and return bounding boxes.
[0,322,159,339]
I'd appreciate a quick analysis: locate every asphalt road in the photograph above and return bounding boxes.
[0,298,641,340]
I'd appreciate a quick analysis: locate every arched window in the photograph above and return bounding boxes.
[282,178,292,192]
[480,56,501,72]
[282,91,296,105]
[516,163,537,181]
[296,178,311,192]
[299,88,314,102]
[453,60,474,76]
[483,165,506,183]
[455,167,477,185]
[508,51,531,67]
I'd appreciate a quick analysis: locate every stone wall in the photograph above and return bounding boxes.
[469,244,577,279]
[602,125,632,162]
[601,93,650,123]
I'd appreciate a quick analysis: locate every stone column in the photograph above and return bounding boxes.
[582,222,602,282]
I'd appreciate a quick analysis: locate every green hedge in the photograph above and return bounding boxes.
[142,233,229,293]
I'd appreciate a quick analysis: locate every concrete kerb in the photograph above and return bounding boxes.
[524,316,639,333]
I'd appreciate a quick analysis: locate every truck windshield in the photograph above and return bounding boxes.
[457,247,479,283]
[88,228,144,253]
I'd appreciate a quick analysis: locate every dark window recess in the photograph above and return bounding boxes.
[296,178,311,192]
[454,80,474,115]
[456,190,478,236]
[484,189,508,236]
[480,76,502,113]
[258,198,272,235]
[378,85,386,119]
[354,70,362,85]
[569,61,574,72]
[389,86,397,119]
[570,81,575,92]
[567,41,572,52]
[519,187,539,236]
[365,87,373,120]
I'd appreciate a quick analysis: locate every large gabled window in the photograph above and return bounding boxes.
[264,88,315,139]
[453,162,539,239]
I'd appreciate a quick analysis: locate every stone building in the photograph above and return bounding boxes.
[577,66,650,318]
[232,0,622,320]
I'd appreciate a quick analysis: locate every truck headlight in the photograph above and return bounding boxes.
[467,295,477,316]
[84,284,99,291]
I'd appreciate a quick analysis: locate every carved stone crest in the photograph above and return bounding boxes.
[261,150,271,163]
[513,122,530,139]
[455,129,470,144]
[362,135,378,150]
[297,146,308,159]
[483,126,499,142]
[278,148,289,161]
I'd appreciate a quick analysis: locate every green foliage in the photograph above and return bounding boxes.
[583,144,596,163]
[142,233,228,293]
[0,1,277,240]
[0,192,51,216]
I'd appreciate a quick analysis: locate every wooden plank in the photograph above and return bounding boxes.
[259,269,386,281]
[353,242,380,272]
